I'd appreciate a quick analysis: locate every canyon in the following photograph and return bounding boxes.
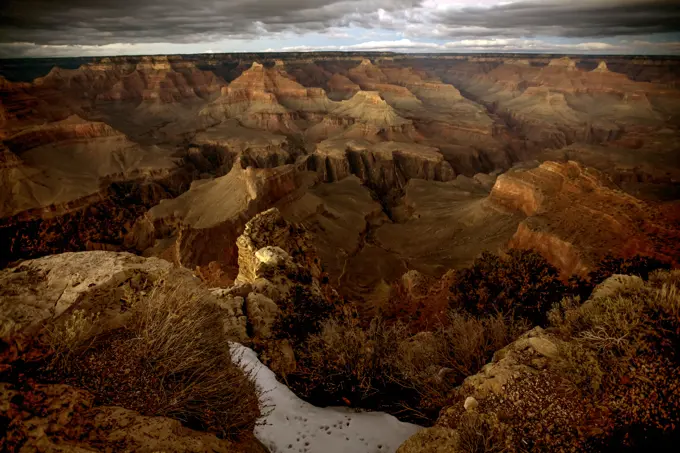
[1,51,680,453]
[2,52,678,298]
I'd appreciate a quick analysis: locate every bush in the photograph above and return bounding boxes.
[292,311,527,421]
[394,312,529,410]
[548,272,680,448]
[450,249,567,325]
[44,275,262,440]
[44,309,99,371]
[588,254,671,286]
[455,412,509,453]
[271,284,337,346]
[293,314,404,402]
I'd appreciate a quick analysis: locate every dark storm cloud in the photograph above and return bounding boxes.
[430,0,680,38]
[0,0,422,45]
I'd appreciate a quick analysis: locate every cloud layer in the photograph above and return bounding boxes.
[1,0,679,56]
[0,0,421,45]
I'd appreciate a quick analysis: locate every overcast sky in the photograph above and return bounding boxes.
[1,0,679,57]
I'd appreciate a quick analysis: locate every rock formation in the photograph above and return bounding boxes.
[201,61,333,134]
[131,160,316,272]
[309,139,455,193]
[490,161,680,275]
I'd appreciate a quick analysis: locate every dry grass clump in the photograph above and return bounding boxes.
[44,309,99,371]
[293,311,527,421]
[455,412,509,453]
[43,275,262,440]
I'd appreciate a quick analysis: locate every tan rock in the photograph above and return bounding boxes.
[464,396,479,412]
[213,293,249,342]
[396,426,459,453]
[246,293,280,339]
[0,251,173,339]
[462,327,558,398]
[590,274,645,300]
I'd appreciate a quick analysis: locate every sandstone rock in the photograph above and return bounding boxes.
[590,274,645,300]
[212,293,249,342]
[0,251,252,344]
[0,382,264,453]
[592,61,610,73]
[246,292,280,339]
[236,208,322,285]
[443,55,673,151]
[201,61,332,134]
[138,162,315,270]
[255,246,290,268]
[0,251,173,339]
[461,327,558,398]
[491,161,680,275]
[309,139,455,194]
[463,396,479,412]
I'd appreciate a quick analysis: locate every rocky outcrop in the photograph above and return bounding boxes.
[0,76,73,133]
[327,73,360,100]
[213,208,338,374]
[191,119,298,172]
[97,56,226,103]
[0,382,265,453]
[375,176,522,277]
[309,138,455,194]
[443,57,675,150]
[397,327,564,453]
[0,115,189,265]
[397,273,678,453]
[489,161,680,275]
[201,61,333,134]
[0,251,175,339]
[133,160,316,271]
[305,91,420,142]
[4,115,121,154]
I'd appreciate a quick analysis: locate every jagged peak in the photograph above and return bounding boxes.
[250,61,265,71]
[592,61,610,73]
[359,58,374,66]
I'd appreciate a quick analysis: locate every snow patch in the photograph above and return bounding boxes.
[231,343,423,453]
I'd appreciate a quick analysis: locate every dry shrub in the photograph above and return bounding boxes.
[44,275,262,440]
[296,315,405,400]
[272,284,337,346]
[450,250,567,325]
[394,312,528,410]
[547,271,680,448]
[588,254,671,287]
[294,311,527,420]
[456,412,509,453]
